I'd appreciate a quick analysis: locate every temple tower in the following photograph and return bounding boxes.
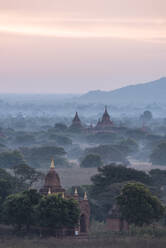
[40,159,65,195]
[96,106,113,129]
[70,112,83,129]
[40,161,90,235]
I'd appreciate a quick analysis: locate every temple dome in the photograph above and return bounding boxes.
[44,160,61,188]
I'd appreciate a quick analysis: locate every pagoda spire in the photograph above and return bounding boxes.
[62,192,65,198]
[74,187,78,196]
[50,159,55,169]
[48,187,51,195]
[105,105,108,113]
[84,192,88,200]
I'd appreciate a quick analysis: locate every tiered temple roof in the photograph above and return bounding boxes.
[70,112,83,129]
[96,106,113,129]
[40,160,90,234]
[40,160,65,195]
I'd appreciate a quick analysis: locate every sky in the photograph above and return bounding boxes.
[0,0,166,93]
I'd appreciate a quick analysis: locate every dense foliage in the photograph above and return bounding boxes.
[3,190,41,231]
[0,151,25,169]
[2,191,80,232]
[20,146,68,168]
[89,164,152,221]
[117,182,165,226]
[84,145,129,164]
[80,154,103,168]
[150,143,166,165]
[37,195,80,229]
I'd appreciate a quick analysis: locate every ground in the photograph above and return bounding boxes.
[0,237,166,248]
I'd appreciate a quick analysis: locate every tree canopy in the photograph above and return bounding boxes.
[0,150,25,169]
[117,182,165,226]
[89,164,152,221]
[20,146,67,168]
[36,195,80,229]
[150,142,166,165]
[80,154,103,168]
[91,164,151,195]
[3,190,41,231]
[84,145,128,164]
[12,164,44,189]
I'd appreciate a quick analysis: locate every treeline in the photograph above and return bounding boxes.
[79,164,166,224]
[1,120,166,168]
[2,190,79,233]
[0,165,79,235]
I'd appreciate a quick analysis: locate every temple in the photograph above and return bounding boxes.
[95,106,113,130]
[70,112,83,129]
[40,160,90,235]
[70,106,113,132]
[106,204,129,232]
[40,159,65,195]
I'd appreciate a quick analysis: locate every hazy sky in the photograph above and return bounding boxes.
[0,0,166,93]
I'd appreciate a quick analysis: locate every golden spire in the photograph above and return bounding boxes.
[74,187,78,196]
[48,188,51,195]
[50,159,55,169]
[84,192,88,200]
[62,192,65,198]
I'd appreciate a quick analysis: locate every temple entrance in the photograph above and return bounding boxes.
[80,214,87,233]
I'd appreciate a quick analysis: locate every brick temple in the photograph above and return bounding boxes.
[70,106,113,132]
[40,160,90,235]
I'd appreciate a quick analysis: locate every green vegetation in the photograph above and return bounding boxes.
[117,182,165,226]
[89,164,152,221]
[0,150,25,169]
[20,146,68,168]
[2,191,79,233]
[150,143,166,165]
[37,195,80,229]
[140,110,153,123]
[91,164,151,194]
[84,145,128,164]
[13,164,44,188]
[3,190,41,231]
[80,154,103,168]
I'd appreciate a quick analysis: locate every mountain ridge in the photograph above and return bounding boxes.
[78,77,166,104]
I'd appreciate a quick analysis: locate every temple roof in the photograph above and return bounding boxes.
[102,106,110,121]
[44,160,61,188]
[73,112,81,122]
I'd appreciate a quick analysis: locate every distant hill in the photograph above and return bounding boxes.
[78,77,166,104]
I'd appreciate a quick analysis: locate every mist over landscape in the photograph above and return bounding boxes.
[1,1,166,247]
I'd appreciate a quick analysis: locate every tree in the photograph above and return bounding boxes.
[20,146,66,168]
[120,138,139,154]
[117,182,165,226]
[91,164,151,195]
[150,143,166,165]
[0,168,24,195]
[49,134,72,146]
[80,154,103,168]
[89,164,152,221]
[54,123,68,132]
[14,134,36,146]
[90,182,126,221]
[3,189,41,231]
[36,195,80,230]
[12,164,44,189]
[126,129,146,140]
[0,150,25,168]
[84,145,128,164]
[140,110,153,123]
[149,169,166,187]
[86,132,117,144]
